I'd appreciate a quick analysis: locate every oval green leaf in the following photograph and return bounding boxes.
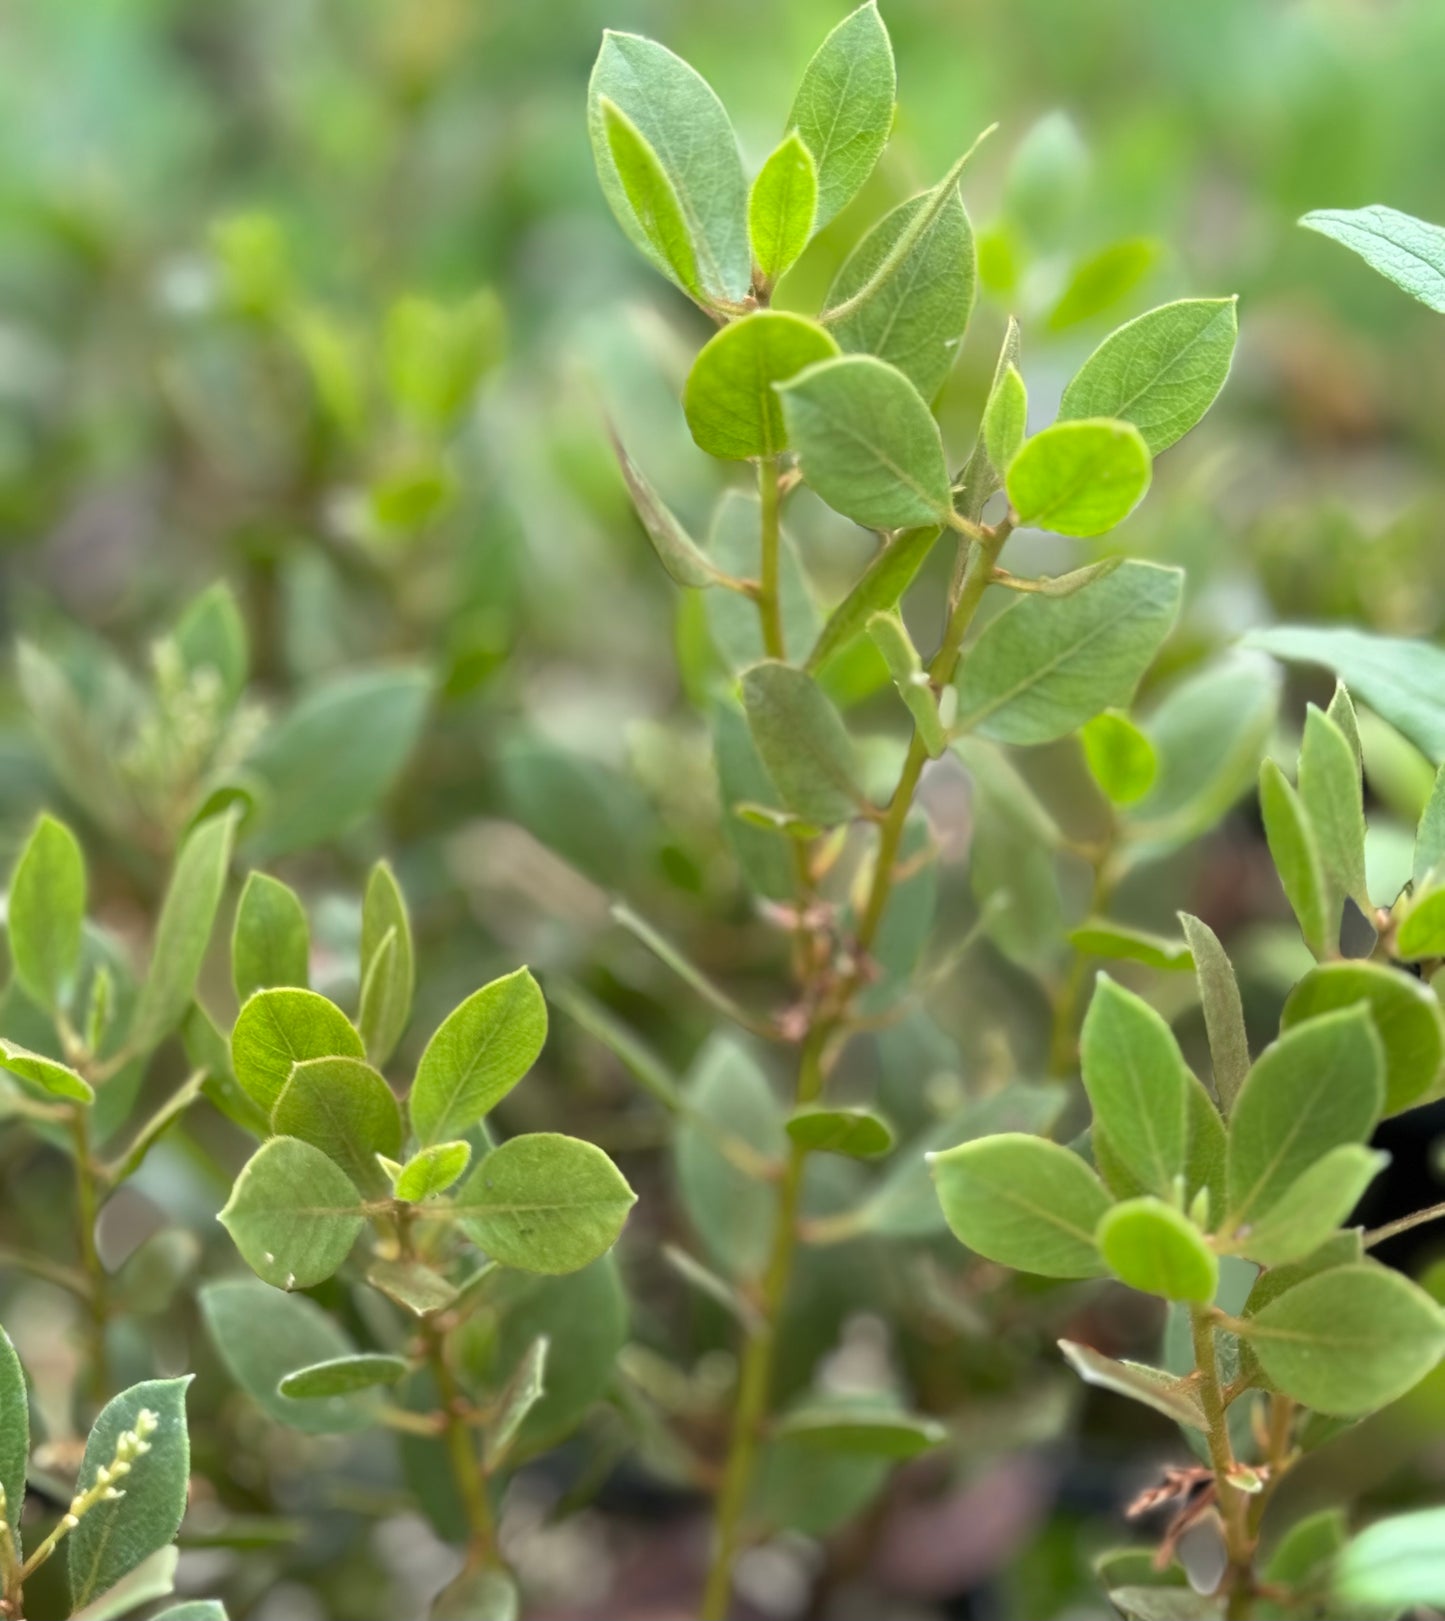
[1006,419,1151,538]
[231,871,309,1002]
[218,1137,365,1290]
[684,311,838,460]
[277,1354,409,1399]
[231,987,365,1116]
[1096,1197,1218,1303]
[785,1106,894,1159]
[272,1055,403,1196]
[749,132,817,283]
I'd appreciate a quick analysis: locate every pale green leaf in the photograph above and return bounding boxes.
[366,1258,459,1318]
[1081,975,1191,1196]
[1335,1506,1445,1609]
[358,860,414,1067]
[599,96,702,298]
[930,1132,1111,1279]
[432,1568,519,1621]
[684,311,838,459]
[1225,1007,1383,1228]
[218,1137,365,1289]
[1058,1339,1206,1430]
[709,697,796,902]
[409,968,547,1146]
[395,1140,472,1202]
[130,810,237,1055]
[1396,888,1445,960]
[955,560,1181,744]
[1047,237,1158,330]
[7,812,85,1011]
[1415,761,1445,885]
[740,659,863,826]
[277,1355,408,1399]
[231,987,365,1116]
[0,1325,26,1550]
[272,1055,403,1196]
[774,1406,945,1459]
[955,316,1021,522]
[1006,419,1152,538]
[1068,919,1191,971]
[1058,297,1238,452]
[1178,913,1250,1113]
[804,525,940,672]
[1096,1197,1217,1302]
[1229,1145,1387,1267]
[749,132,817,282]
[825,179,975,398]
[174,580,248,708]
[778,354,952,531]
[1299,704,1369,912]
[1246,625,1445,762]
[231,871,309,1002]
[1239,1262,1445,1416]
[483,1337,549,1470]
[1282,960,1444,1116]
[383,292,501,431]
[787,1,895,227]
[1300,205,1445,313]
[456,1132,636,1274]
[1259,759,1329,957]
[609,428,734,589]
[588,31,750,303]
[200,1277,376,1434]
[68,1377,191,1610]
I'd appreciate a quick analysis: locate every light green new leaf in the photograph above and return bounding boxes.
[1282,960,1445,1116]
[1058,298,1238,453]
[778,354,952,531]
[1058,1340,1206,1430]
[1396,888,1445,960]
[1004,111,1087,245]
[741,660,864,826]
[219,1137,365,1289]
[395,1140,472,1202]
[272,1056,403,1196]
[277,1355,408,1399]
[358,860,415,1067]
[409,967,548,1146]
[200,1278,376,1434]
[1245,625,1445,762]
[130,810,236,1055]
[1259,759,1329,958]
[455,1132,636,1275]
[231,987,365,1115]
[599,97,702,299]
[1300,205,1445,313]
[1080,975,1191,1195]
[683,311,838,460]
[588,31,750,304]
[1240,1262,1445,1416]
[931,1133,1111,1279]
[1047,237,1158,330]
[1299,704,1369,912]
[1068,920,1191,972]
[749,132,817,282]
[1335,1506,1445,1610]
[1097,1198,1218,1303]
[774,1407,945,1460]
[1178,913,1250,1113]
[1263,1507,1348,1590]
[1230,1145,1387,1267]
[1081,710,1157,804]
[983,364,1027,469]
[825,179,976,398]
[1006,419,1152,538]
[867,612,946,757]
[955,560,1181,744]
[955,317,1022,522]
[68,1377,191,1611]
[244,668,430,860]
[231,871,309,1002]
[0,1039,93,1104]
[805,525,940,673]
[786,1105,894,1158]
[609,428,734,590]
[0,1325,26,1550]
[383,293,501,431]
[1225,1007,1383,1228]
[7,813,85,1011]
[787,1,895,227]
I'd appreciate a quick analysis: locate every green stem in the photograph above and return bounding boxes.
[700,1026,826,1621]
[1190,1306,1254,1619]
[426,1323,499,1569]
[69,1107,110,1406]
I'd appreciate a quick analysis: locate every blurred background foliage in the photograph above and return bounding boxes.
[3,1,1445,1617]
